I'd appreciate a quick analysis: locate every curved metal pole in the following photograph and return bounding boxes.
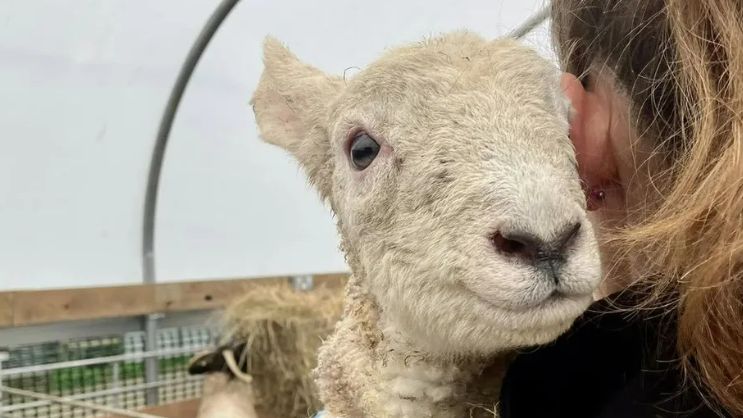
[142,0,241,284]
[141,2,546,286]
[508,6,549,39]
[140,2,240,405]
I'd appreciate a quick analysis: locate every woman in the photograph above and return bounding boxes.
[500,0,743,417]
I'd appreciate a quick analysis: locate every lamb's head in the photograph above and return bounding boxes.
[252,32,601,356]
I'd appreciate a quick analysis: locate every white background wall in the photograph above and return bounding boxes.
[0,0,552,291]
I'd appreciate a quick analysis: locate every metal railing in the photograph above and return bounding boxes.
[0,386,163,418]
[0,329,215,418]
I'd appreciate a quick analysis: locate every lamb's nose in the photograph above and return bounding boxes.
[491,222,581,282]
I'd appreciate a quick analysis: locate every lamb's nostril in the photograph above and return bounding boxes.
[491,222,582,280]
[491,232,540,261]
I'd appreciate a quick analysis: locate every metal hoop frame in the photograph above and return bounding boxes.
[141,2,549,285]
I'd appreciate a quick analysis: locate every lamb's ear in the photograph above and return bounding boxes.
[251,37,343,200]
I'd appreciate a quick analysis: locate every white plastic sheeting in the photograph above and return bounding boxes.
[0,0,553,290]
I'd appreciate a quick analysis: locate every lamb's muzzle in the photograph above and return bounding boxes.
[251,31,603,417]
[491,221,582,285]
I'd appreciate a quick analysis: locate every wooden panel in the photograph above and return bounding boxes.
[11,284,155,326]
[314,272,350,288]
[155,277,281,313]
[0,273,348,327]
[155,273,347,313]
[0,292,12,327]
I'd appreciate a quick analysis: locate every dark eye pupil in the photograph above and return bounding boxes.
[350,133,380,170]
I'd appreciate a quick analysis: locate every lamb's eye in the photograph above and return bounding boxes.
[349,132,380,170]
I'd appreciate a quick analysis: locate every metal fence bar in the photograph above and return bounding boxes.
[1,375,202,413]
[0,346,206,377]
[1,322,214,415]
[111,362,122,409]
[0,351,8,410]
[0,385,163,418]
[141,0,240,405]
[141,0,241,283]
[143,314,161,405]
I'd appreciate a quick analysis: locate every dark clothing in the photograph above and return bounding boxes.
[499,293,725,418]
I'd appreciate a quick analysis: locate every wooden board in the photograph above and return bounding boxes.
[11,284,156,326]
[154,278,277,313]
[0,292,13,327]
[0,273,348,328]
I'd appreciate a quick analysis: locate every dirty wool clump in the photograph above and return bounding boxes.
[220,284,345,417]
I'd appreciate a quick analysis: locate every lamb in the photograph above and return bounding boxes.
[189,345,259,418]
[195,373,259,418]
[251,31,602,417]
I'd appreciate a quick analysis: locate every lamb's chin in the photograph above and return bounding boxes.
[475,299,592,352]
[473,290,594,333]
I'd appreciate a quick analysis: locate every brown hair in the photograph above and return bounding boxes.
[552,0,743,415]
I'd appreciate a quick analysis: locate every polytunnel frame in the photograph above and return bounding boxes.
[140,0,240,405]
[142,2,549,285]
[138,0,548,405]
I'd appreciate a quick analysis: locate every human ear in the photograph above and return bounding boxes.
[560,73,619,210]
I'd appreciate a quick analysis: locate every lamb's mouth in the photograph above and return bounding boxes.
[542,289,568,304]
[467,285,592,319]
[503,290,581,312]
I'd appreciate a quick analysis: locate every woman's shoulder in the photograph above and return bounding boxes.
[498,293,724,418]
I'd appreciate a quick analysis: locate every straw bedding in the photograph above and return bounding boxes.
[220,283,345,417]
